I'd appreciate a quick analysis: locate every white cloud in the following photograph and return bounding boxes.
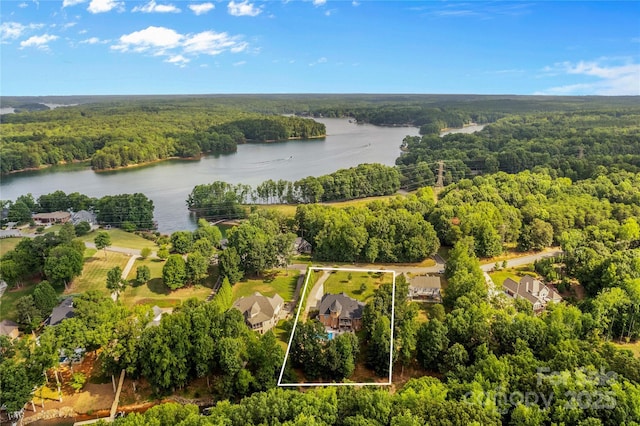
[88,0,122,14]
[132,1,180,13]
[309,56,327,66]
[18,2,29,8]
[112,26,183,53]
[165,54,190,67]
[233,60,246,66]
[1,22,45,42]
[1,22,26,40]
[189,2,215,15]
[313,0,326,5]
[112,26,248,66]
[20,34,58,49]
[183,31,246,55]
[351,1,359,6]
[228,0,261,17]
[537,59,640,96]
[80,36,109,44]
[63,0,86,7]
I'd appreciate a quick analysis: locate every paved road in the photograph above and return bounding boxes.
[479,249,563,272]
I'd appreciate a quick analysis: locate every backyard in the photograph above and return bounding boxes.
[322,270,393,303]
[75,229,157,251]
[231,269,300,302]
[120,257,214,307]
[67,250,131,296]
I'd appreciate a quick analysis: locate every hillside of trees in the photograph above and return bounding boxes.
[0,100,325,173]
[397,109,640,187]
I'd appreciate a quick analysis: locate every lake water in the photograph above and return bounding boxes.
[1,118,420,233]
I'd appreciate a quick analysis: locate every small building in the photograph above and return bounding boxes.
[47,298,75,326]
[0,319,19,340]
[503,276,562,312]
[233,292,284,334]
[32,211,71,224]
[292,237,312,255]
[317,293,365,332]
[72,210,96,225]
[147,305,173,327]
[408,275,442,302]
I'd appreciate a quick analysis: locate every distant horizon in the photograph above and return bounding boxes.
[1,1,638,96]
[3,93,640,100]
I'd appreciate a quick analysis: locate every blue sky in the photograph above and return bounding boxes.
[1,1,638,96]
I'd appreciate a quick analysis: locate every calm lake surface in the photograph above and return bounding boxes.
[1,118,420,233]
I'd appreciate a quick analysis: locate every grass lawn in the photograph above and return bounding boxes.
[0,282,37,321]
[232,270,299,302]
[613,341,640,358]
[489,268,537,288]
[67,251,132,296]
[120,257,213,308]
[272,319,292,349]
[75,228,156,251]
[0,237,24,256]
[322,270,393,303]
[250,194,406,218]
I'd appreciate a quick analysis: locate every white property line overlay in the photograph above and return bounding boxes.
[278,266,396,387]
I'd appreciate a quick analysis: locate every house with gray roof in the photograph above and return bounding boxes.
[47,298,75,326]
[408,275,442,302]
[317,293,365,332]
[72,210,96,225]
[233,292,284,334]
[503,276,562,312]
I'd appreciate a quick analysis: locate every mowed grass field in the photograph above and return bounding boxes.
[0,282,37,321]
[322,270,393,303]
[75,228,156,251]
[121,257,213,308]
[67,251,132,296]
[250,193,406,217]
[231,269,299,302]
[0,237,23,256]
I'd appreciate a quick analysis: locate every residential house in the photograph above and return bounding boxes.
[317,293,365,332]
[408,275,442,302]
[233,292,284,334]
[503,276,562,312]
[147,305,173,327]
[0,319,19,340]
[292,237,312,255]
[47,298,75,326]
[32,211,71,224]
[72,210,96,225]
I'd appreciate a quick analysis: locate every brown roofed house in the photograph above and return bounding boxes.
[503,276,562,312]
[32,211,72,224]
[233,292,284,334]
[317,293,365,332]
[0,319,19,340]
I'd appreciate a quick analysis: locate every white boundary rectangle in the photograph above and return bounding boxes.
[277,266,396,387]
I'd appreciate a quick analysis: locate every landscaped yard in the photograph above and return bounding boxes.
[0,237,24,256]
[67,251,132,296]
[489,267,537,289]
[0,282,37,321]
[231,270,299,302]
[120,257,214,308]
[322,270,393,303]
[75,228,157,251]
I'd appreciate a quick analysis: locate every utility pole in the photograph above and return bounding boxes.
[435,160,445,188]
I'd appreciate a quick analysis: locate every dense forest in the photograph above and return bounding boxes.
[397,109,640,187]
[186,163,401,219]
[0,100,325,173]
[4,191,155,230]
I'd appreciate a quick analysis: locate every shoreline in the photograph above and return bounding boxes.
[2,135,327,176]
